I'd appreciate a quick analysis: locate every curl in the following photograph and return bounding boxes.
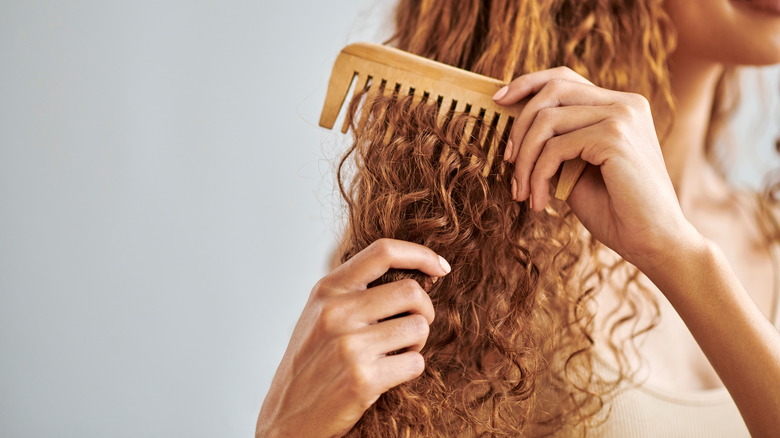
[331,0,774,435]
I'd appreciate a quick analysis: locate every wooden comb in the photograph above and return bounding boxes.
[318,42,587,201]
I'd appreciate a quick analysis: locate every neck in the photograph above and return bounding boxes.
[661,55,727,210]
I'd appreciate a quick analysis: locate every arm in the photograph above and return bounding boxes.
[494,67,780,436]
[256,239,450,438]
[644,234,780,436]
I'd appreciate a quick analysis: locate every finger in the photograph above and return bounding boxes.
[352,278,435,325]
[506,80,625,163]
[327,238,451,292]
[361,313,430,356]
[511,105,610,201]
[313,278,434,335]
[375,351,425,393]
[492,66,593,105]
[526,122,612,211]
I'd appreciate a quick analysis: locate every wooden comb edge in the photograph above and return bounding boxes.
[318,42,586,201]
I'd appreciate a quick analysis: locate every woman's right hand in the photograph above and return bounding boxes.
[256,238,451,438]
[492,67,701,272]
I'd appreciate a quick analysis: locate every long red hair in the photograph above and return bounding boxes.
[332,0,776,436]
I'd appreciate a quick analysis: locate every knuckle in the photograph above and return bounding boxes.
[545,134,562,149]
[540,161,557,179]
[558,66,576,77]
[310,278,325,298]
[344,362,375,402]
[542,137,564,159]
[407,314,430,338]
[311,277,331,298]
[626,92,651,112]
[613,102,634,119]
[397,278,424,301]
[600,120,629,153]
[536,107,557,124]
[318,299,346,333]
[405,352,425,378]
[632,92,651,107]
[604,118,624,135]
[335,334,362,362]
[548,78,569,91]
[370,238,396,260]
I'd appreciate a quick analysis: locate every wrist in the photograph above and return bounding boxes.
[636,227,717,299]
[632,224,711,283]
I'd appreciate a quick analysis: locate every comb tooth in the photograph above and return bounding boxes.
[356,77,380,134]
[411,89,424,109]
[481,112,500,177]
[495,115,512,178]
[436,97,452,128]
[494,112,511,149]
[319,53,358,130]
[397,84,419,112]
[468,110,489,169]
[383,80,398,98]
[397,83,412,98]
[340,72,369,134]
[437,98,454,164]
[452,99,468,114]
[458,103,475,155]
[381,81,398,145]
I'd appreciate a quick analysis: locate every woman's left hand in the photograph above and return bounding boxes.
[493,67,702,271]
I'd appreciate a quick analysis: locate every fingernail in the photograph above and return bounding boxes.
[511,178,517,199]
[504,139,514,161]
[438,255,451,274]
[492,86,508,100]
[529,195,534,211]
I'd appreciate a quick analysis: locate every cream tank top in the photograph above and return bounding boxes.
[587,243,780,438]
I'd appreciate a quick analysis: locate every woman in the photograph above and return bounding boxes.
[258,0,780,436]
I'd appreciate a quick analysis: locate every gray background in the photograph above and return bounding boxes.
[0,1,777,437]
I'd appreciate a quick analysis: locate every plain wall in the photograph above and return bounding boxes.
[0,1,392,437]
[0,2,777,437]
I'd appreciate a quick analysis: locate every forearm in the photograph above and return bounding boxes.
[642,235,780,437]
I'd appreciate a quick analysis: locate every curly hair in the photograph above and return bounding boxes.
[338,89,605,436]
[331,0,776,436]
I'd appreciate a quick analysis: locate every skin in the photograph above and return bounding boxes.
[258,1,780,436]
[256,239,450,438]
